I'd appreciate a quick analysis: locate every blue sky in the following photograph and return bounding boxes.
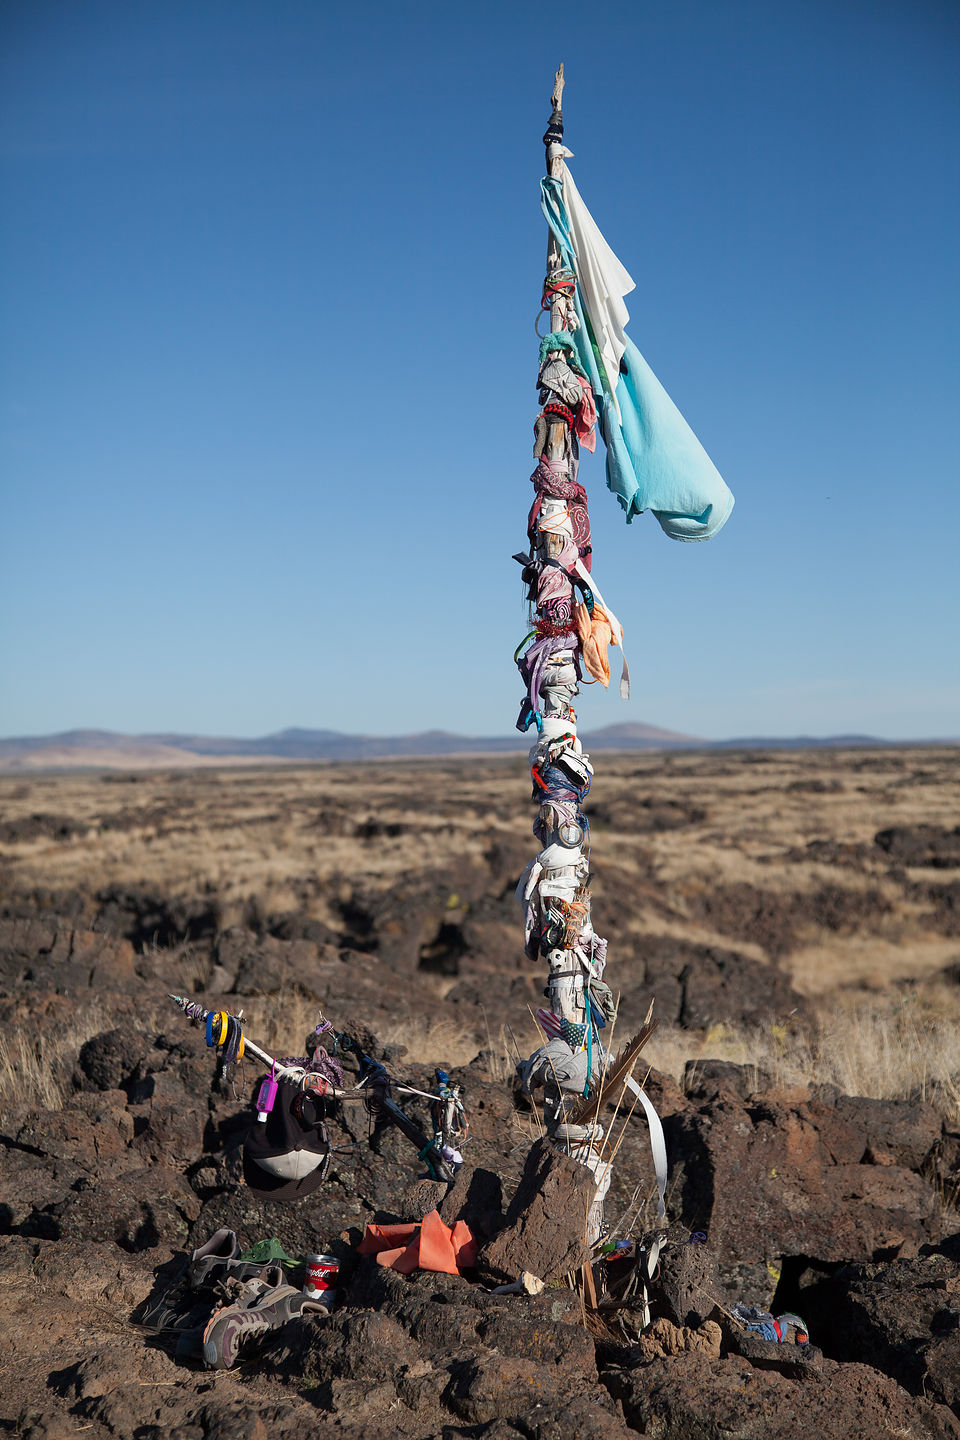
[1,0,957,742]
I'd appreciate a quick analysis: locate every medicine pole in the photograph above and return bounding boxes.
[514,67,617,1243]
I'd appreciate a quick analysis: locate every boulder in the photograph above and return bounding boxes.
[215,926,339,999]
[0,921,136,996]
[655,1236,723,1328]
[477,1138,594,1284]
[666,1086,943,1270]
[787,1233,960,1418]
[875,825,960,869]
[831,1093,942,1170]
[615,934,809,1032]
[32,1165,200,1249]
[603,1353,959,1439]
[14,1094,135,1173]
[76,1027,150,1093]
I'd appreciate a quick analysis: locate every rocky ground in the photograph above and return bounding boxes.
[1,746,959,1438]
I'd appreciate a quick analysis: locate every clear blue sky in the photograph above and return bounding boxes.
[2,0,957,742]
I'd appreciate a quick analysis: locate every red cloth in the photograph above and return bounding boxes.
[357,1209,478,1275]
[575,376,598,453]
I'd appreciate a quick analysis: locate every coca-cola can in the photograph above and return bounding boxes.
[304,1253,339,1308]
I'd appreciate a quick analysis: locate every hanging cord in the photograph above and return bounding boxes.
[541,268,577,311]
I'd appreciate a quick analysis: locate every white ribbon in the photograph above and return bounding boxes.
[625,1075,668,1222]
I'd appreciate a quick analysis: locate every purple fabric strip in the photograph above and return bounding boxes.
[531,457,588,504]
[525,632,577,711]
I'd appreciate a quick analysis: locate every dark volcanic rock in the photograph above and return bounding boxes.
[919,879,960,937]
[677,948,806,1030]
[875,824,960,869]
[666,1085,943,1270]
[267,910,339,946]
[684,1059,774,1101]
[832,1093,943,1171]
[76,1027,150,1093]
[655,1236,723,1328]
[477,1138,593,1284]
[3,752,960,1440]
[289,1264,622,1436]
[215,925,339,998]
[13,1093,135,1172]
[0,919,137,996]
[0,1149,80,1232]
[589,795,707,832]
[94,885,221,950]
[686,884,799,959]
[0,813,88,843]
[683,880,892,961]
[616,935,809,1032]
[603,1352,959,1439]
[442,1162,506,1240]
[723,1329,824,1380]
[30,1165,201,1249]
[788,1234,960,1418]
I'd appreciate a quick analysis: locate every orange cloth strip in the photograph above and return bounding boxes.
[357,1209,477,1275]
[575,599,618,688]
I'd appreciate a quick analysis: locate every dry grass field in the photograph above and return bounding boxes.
[2,744,959,1122]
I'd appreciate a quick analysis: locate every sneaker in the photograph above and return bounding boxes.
[172,1268,285,1364]
[189,1229,286,1290]
[201,1281,324,1370]
[189,1228,242,1287]
[138,1283,210,1334]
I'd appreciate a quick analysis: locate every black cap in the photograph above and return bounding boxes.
[242,1079,330,1202]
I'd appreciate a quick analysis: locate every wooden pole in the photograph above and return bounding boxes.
[514,66,615,1244]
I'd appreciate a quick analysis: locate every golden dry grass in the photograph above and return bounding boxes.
[646,986,960,1124]
[3,747,956,978]
[0,1007,120,1115]
[2,746,958,1119]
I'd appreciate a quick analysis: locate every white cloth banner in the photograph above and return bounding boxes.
[558,160,635,423]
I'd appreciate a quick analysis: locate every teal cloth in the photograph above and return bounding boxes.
[541,176,734,542]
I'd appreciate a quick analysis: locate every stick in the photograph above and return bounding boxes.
[582,1256,598,1311]
[565,1019,658,1129]
[168,994,306,1082]
[168,995,372,1105]
[551,62,565,116]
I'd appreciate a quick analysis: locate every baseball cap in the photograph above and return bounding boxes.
[242,1079,330,1201]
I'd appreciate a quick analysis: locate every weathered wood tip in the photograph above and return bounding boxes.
[552,63,565,112]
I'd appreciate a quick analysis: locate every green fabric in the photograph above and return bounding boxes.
[538,330,587,377]
[238,1237,302,1268]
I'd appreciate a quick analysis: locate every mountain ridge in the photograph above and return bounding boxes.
[0,722,918,771]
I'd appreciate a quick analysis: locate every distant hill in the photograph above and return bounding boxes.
[710,733,883,750]
[0,723,919,772]
[0,722,701,770]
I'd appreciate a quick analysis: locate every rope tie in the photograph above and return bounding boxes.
[541,269,577,311]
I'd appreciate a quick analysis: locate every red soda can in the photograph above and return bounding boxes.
[304,1253,339,1309]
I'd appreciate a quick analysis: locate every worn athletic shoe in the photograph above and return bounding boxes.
[137,1279,207,1334]
[189,1229,288,1290]
[201,1280,324,1370]
[188,1228,243,1287]
[171,1268,285,1364]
